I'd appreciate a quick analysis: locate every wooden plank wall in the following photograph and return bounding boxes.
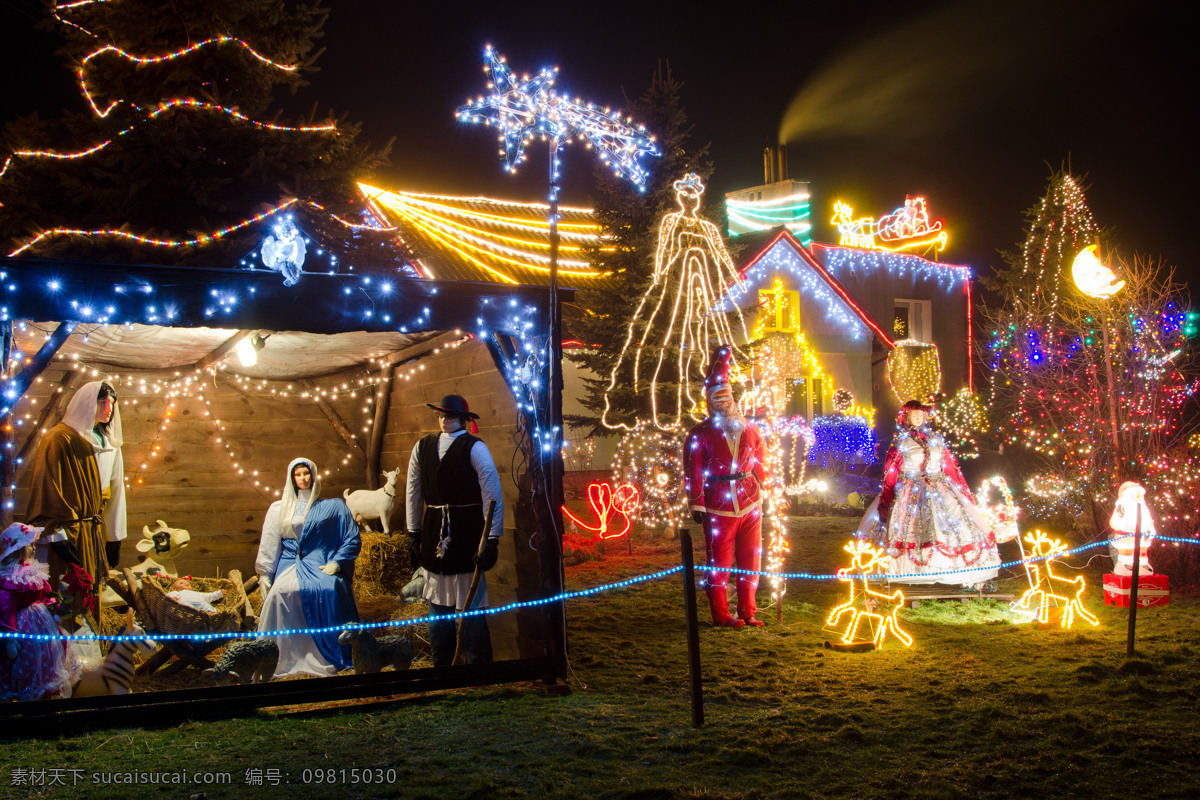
[11,336,547,661]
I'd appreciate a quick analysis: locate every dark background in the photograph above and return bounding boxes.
[2,0,1192,281]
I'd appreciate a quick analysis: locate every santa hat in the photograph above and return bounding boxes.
[1,522,41,562]
[1116,481,1144,500]
[704,346,734,397]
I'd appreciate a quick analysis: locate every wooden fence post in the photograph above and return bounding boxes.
[1126,505,1143,658]
[679,527,704,727]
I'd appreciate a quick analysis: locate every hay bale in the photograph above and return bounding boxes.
[355,532,410,600]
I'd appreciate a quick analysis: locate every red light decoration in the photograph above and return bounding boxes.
[562,481,641,540]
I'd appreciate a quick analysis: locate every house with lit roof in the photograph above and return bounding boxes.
[360,180,974,463]
[729,227,974,444]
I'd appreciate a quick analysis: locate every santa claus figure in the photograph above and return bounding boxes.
[1109,481,1156,576]
[685,346,767,628]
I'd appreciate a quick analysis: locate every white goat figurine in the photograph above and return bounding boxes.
[72,611,157,697]
[343,468,402,534]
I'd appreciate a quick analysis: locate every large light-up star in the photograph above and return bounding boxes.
[456,45,659,188]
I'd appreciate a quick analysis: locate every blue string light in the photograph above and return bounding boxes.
[2,533,1187,644]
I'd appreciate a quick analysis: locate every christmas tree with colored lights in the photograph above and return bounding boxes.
[0,0,400,268]
[565,64,719,435]
[983,171,1200,531]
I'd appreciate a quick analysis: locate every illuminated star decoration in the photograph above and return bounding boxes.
[456,46,659,188]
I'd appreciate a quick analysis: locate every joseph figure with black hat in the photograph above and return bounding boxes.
[405,394,503,665]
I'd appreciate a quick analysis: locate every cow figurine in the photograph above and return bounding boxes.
[132,520,192,578]
[343,468,402,534]
[100,520,193,608]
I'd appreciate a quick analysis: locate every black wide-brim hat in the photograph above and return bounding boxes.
[427,394,480,420]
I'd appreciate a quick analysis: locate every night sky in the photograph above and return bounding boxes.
[1,0,1192,283]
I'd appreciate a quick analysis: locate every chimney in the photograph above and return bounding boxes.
[763,145,790,184]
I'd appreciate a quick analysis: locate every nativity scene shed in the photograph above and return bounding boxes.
[0,255,568,715]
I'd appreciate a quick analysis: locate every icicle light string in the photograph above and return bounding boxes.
[7,532,1197,644]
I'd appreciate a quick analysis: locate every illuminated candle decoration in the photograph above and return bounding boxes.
[562,481,641,540]
[1011,530,1100,629]
[831,196,948,255]
[456,45,659,186]
[887,339,941,404]
[259,216,307,286]
[825,539,912,648]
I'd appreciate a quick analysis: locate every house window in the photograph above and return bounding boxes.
[788,376,824,419]
[758,286,800,333]
[894,298,932,342]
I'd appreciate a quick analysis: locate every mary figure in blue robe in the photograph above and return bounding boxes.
[254,457,360,677]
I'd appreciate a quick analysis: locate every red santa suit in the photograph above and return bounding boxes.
[685,346,767,627]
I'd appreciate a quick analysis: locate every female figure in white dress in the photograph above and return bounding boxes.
[255,458,360,677]
[602,173,751,431]
[857,401,1000,586]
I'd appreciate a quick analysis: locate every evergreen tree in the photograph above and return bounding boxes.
[0,0,400,268]
[982,171,1200,531]
[566,63,715,436]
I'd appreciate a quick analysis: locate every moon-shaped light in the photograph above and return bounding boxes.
[1072,244,1125,298]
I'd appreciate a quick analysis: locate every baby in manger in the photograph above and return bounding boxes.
[167,578,224,613]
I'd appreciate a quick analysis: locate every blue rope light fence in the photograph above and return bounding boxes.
[1,532,1192,644]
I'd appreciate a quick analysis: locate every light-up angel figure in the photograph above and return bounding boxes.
[260,216,306,286]
[602,173,751,431]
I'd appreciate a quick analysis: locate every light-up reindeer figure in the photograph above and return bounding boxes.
[1012,530,1099,629]
[826,540,913,647]
[831,201,877,250]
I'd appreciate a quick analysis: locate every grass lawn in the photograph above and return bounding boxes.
[5,516,1198,800]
